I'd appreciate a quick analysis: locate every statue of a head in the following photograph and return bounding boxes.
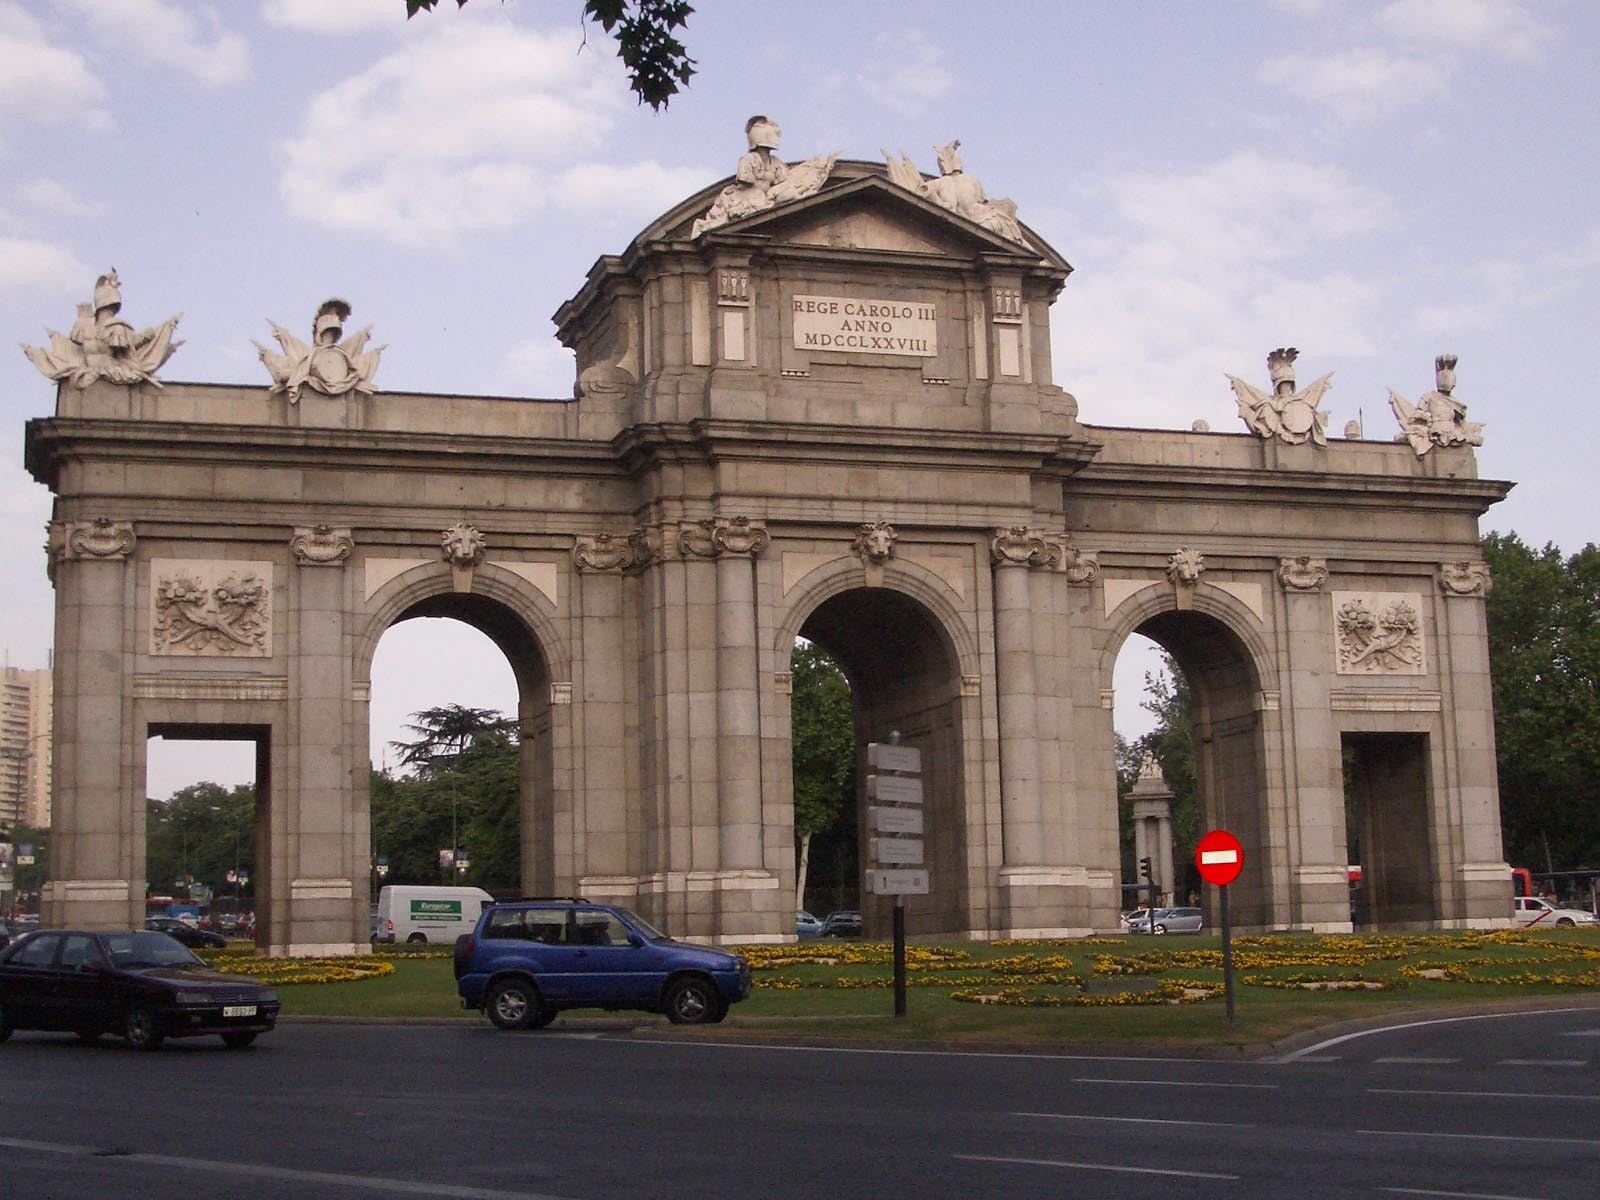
[935,140,963,175]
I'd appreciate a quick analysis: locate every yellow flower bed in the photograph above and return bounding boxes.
[208,953,396,986]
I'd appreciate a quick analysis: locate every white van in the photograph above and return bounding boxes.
[374,885,495,944]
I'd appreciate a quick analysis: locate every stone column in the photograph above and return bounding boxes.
[282,525,360,955]
[991,528,1046,866]
[42,519,139,930]
[713,519,768,870]
[1437,561,1507,924]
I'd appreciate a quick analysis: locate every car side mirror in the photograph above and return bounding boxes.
[627,933,644,948]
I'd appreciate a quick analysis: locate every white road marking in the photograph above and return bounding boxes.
[1495,1058,1587,1067]
[1558,1028,1600,1037]
[1071,1075,1275,1089]
[1375,1056,1459,1064]
[956,1153,1238,1180]
[1273,1007,1598,1062]
[0,1136,580,1200]
[1383,1188,1550,1200]
[1371,1087,1600,1102]
[1016,1111,1254,1129]
[1358,1128,1600,1148]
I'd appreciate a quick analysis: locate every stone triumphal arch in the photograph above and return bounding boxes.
[25,123,1512,952]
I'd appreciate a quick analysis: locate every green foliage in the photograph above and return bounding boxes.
[405,0,696,110]
[790,641,854,841]
[145,782,255,901]
[1483,532,1600,869]
[3,823,48,904]
[1126,654,1201,893]
[374,707,522,891]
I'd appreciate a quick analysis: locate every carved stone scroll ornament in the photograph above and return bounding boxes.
[290,525,354,567]
[1388,354,1485,457]
[64,517,136,560]
[255,298,384,403]
[1166,546,1205,586]
[1061,548,1101,585]
[884,140,1028,245]
[1228,347,1332,447]
[572,530,652,573]
[1278,555,1329,591]
[152,563,271,657]
[1440,561,1492,597]
[991,526,1063,569]
[712,516,770,558]
[691,116,838,238]
[22,270,181,389]
[1335,595,1424,674]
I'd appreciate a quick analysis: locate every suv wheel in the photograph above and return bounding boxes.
[487,978,541,1030]
[1153,924,1168,935]
[664,977,718,1025]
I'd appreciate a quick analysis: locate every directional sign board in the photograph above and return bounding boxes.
[1195,829,1245,886]
[867,742,922,774]
[866,869,929,896]
[870,836,924,864]
[869,805,924,835]
[867,774,924,804]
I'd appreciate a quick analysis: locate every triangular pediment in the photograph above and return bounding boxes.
[643,162,1069,272]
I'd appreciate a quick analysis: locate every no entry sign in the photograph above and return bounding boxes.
[1195,829,1244,886]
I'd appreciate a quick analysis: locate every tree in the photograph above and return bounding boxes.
[376,706,523,890]
[145,782,255,902]
[405,0,696,110]
[1483,533,1600,871]
[790,640,854,911]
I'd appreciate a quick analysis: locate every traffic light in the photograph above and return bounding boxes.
[1139,856,1152,881]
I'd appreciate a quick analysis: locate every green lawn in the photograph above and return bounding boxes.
[250,928,1600,1048]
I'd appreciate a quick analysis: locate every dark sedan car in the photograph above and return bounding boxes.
[146,915,228,949]
[821,910,863,938]
[0,929,278,1050]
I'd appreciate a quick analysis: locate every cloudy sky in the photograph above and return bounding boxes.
[2,0,1594,799]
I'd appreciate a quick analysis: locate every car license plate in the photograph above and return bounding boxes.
[222,1005,257,1018]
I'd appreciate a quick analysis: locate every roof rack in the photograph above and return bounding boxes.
[487,896,590,905]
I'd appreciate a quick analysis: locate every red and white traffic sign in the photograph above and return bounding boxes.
[1195,829,1244,886]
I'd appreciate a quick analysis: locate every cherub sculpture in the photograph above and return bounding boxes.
[1228,347,1332,447]
[1388,355,1484,457]
[884,140,1027,244]
[255,298,383,403]
[22,270,182,389]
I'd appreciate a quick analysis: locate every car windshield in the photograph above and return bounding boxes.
[102,931,205,968]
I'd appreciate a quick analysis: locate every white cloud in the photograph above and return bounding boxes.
[58,0,250,86]
[261,0,399,36]
[0,3,111,146]
[14,177,106,219]
[857,32,955,116]
[501,337,577,399]
[0,236,91,292]
[552,162,714,218]
[1051,153,1394,431]
[1375,0,1554,61]
[1258,47,1448,122]
[280,18,671,244]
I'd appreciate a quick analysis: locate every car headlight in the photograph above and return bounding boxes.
[175,991,212,1006]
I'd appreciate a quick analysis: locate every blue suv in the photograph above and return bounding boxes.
[454,899,752,1029]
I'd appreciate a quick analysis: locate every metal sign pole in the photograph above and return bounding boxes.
[893,895,907,1017]
[1220,883,1235,1025]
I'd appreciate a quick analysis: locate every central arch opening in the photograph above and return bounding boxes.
[368,592,554,900]
[797,587,965,938]
[1120,608,1269,928]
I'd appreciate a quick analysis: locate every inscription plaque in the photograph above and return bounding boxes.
[792,294,936,357]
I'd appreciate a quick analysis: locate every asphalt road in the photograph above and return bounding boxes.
[1,1008,1596,1199]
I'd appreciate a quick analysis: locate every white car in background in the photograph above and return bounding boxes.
[1513,896,1600,927]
